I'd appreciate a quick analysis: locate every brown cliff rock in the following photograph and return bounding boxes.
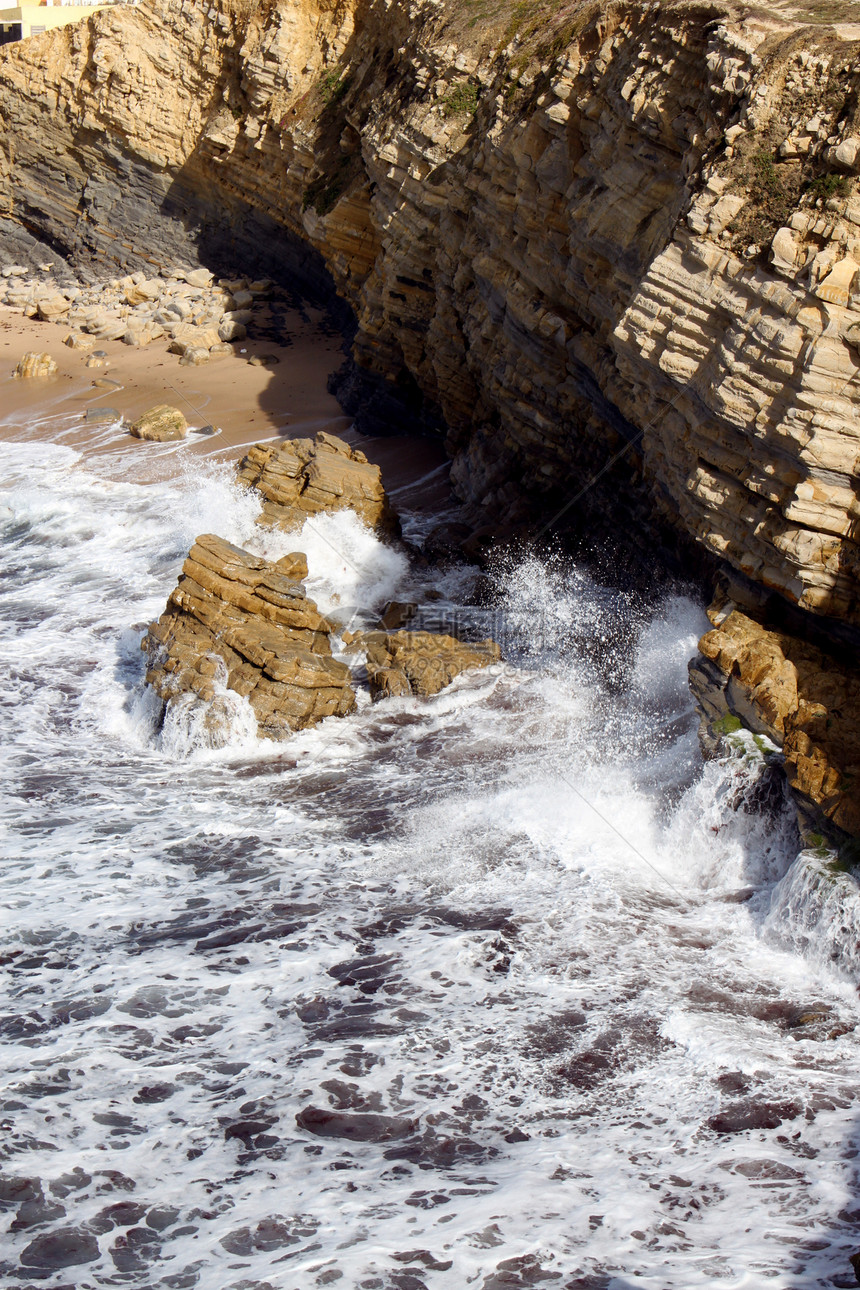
[345,629,500,700]
[143,533,354,737]
[690,609,860,838]
[237,431,396,533]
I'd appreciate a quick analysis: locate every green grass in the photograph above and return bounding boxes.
[319,69,351,108]
[443,81,480,117]
[805,171,851,202]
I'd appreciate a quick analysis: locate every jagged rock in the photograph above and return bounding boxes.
[380,601,417,629]
[690,607,860,837]
[14,351,57,377]
[237,431,397,533]
[63,331,94,350]
[129,405,187,442]
[143,533,355,737]
[344,629,500,699]
[123,322,163,347]
[123,277,162,306]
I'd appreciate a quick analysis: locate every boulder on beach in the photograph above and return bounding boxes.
[179,345,210,367]
[237,431,398,534]
[143,533,354,738]
[129,405,188,442]
[35,295,70,320]
[13,351,57,378]
[63,332,94,351]
[344,629,501,699]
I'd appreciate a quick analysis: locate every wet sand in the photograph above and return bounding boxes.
[0,303,454,517]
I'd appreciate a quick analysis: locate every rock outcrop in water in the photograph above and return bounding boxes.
[690,603,860,839]
[237,431,396,534]
[3,0,860,831]
[143,534,354,737]
[345,629,501,700]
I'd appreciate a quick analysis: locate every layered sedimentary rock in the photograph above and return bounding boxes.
[237,431,396,532]
[4,0,860,827]
[345,629,501,700]
[13,352,57,378]
[144,533,354,736]
[690,603,860,838]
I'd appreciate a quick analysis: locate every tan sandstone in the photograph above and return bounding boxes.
[143,533,354,737]
[237,430,397,533]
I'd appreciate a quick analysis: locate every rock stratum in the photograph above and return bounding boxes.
[3,0,860,832]
[237,431,396,533]
[143,533,355,737]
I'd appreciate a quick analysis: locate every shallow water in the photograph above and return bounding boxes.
[1,428,860,1289]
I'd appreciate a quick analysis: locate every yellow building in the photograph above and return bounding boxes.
[0,1,113,44]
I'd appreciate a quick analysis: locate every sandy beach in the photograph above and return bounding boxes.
[0,301,453,513]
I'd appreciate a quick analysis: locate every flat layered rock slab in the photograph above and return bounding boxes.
[143,534,354,738]
[237,430,398,534]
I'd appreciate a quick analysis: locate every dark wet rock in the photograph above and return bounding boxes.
[296,1106,416,1143]
[160,1262,204,1288]
[321,1079,384,1113]
[109,1224,162,1272]
[11,1196,66,1230]
[89,1201,148,1233]
[48,1169,91,1198]
[133,1083,176,1104]
[722,1158,807,1182]
[312,1015,402,1041]
[222,1113,278,1148]
[0,1175,42,1208]
[328,954,400,995]
[391,1250,454,1271]
[94,1170,137,1193]
[480,1254,563,1286]
[708,1098,804,1134]
[93,1112,136,1129]
[220,1216,317,1255]
[20,1226,100,1269]
[423,521,473,560]
[404,1192,451,1209]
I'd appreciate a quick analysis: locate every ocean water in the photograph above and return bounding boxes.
[1,421,860,1290]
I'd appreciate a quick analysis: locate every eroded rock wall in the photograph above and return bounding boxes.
[3,0,860,828]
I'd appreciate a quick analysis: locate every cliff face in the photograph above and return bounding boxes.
[2,0,860,832]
